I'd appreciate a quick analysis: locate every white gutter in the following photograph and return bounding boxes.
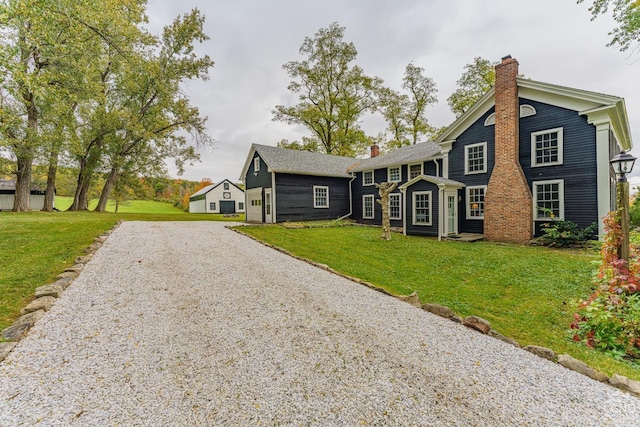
[338,173,357,221]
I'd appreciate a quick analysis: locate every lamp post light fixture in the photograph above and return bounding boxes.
[610,150,637,263]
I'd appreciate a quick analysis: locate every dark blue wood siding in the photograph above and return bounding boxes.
[245,153,272,190]
[519,99,598,234]
[448,99,599,236]
[404,180,439,237]
[447,107,495,235]
[274,173,351,222]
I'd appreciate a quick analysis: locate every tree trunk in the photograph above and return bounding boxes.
[375,182,398,241]
[95,167,118,212]
[12,155,33,212]
[42,151,58,211]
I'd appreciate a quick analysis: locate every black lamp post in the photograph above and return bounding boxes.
[610,150,637,263]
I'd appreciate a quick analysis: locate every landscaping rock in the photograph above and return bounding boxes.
[421,303,455,319]
[462,316,491,334]
[609,374,640,396]
[488,330,521,348]
[400,291,422,308]
[56,271,78,281]
[2,323,31,341]
[557,354,608,383]
[523,345,556,362]
[64,264,84,273]
[20,296,56,315]
[85,242,102,253]
[450,315,463,324]
[95,236,107,243]
[0,342,17,362]
[35,283,64,299]
[16,310,45,326]
[55,277,74,290]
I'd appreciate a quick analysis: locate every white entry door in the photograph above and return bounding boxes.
[446,192,458,235]
[264,189,273,224]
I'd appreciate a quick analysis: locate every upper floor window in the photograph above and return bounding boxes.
[363,170,373,186]
[465,142,487,175]
[389,193,401,220]
[532,127,563,167]
[388,166,401,182]
[409,163,423,180]
[224,182,230,190]
[313,186,329,208]
[533,179,564,220]
[253,157,260,172]
[466,186,486,219]
[363,195,374,219]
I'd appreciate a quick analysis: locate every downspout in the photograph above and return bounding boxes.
[338,173,357,221]
[438,183,445,241]
[433,159,440,177]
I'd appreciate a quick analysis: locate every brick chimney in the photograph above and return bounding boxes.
[370,144,379,158]
[484,56,533,244]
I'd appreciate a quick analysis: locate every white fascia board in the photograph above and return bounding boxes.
[239,144,259,180]
[436,90,496,143]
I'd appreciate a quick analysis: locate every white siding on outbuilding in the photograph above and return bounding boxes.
[188,179,245,214]
[0,194,47,211]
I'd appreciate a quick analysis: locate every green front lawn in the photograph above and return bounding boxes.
[237,225,640,381]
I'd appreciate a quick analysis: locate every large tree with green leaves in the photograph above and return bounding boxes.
[447,57,498,118]
[377,63,438,149]
[273,22,381,156]
[579,0,640,52]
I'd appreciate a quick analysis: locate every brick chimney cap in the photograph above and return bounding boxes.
[501,54,512,62]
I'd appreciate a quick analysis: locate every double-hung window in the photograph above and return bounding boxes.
[466,186,486,219]
[363,171,373,186]
[465,142,487,175]
[532,128,563,167]
[363,195,374,219]
[209,202,216,211]
[389,193,401,220]
[388,166,401,182]
[533,180,564,220]
[409,163,423,180]
[313,186,329,208]
[412,191,431,225]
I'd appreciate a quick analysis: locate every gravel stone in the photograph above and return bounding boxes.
[0,221,639,426]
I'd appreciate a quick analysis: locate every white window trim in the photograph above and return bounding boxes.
[362,170,374,186]
[533,179,565,220]
[408,163,423,180]
[313,185,329,208]
[412,191,432,226]
[531,127,564,167]
[363,194,375,219]
[466,185,487,220]
[389,193,401,220]
[387,166,401,183]
[464,142,487,175]
[253,157,260,172]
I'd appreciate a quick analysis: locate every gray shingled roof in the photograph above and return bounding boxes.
[351,142,441,172]
[0,180,15,191]
[190,183,216,198]
[253,144,358,178]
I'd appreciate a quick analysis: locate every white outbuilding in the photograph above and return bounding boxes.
[189,179,245,214]
[0,179,49,211]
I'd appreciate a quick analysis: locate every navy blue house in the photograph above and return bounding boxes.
[240,56,632,243]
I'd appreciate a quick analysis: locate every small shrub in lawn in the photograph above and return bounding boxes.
[536,208,597,247]
[571,212,640,364]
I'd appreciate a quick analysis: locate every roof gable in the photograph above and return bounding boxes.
[190,179,243,199]
[436,78,632,150]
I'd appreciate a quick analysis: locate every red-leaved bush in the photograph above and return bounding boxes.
[570,212,640,363]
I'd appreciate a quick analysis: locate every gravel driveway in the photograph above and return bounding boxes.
[0,221,639,426]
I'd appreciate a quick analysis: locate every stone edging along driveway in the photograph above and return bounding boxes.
[230,226,640,398]
[1,220,639,401]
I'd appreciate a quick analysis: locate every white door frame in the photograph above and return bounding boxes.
[445,190,458,235]
[264,188,273,224]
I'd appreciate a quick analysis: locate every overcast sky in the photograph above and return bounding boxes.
[144,0,640,184]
